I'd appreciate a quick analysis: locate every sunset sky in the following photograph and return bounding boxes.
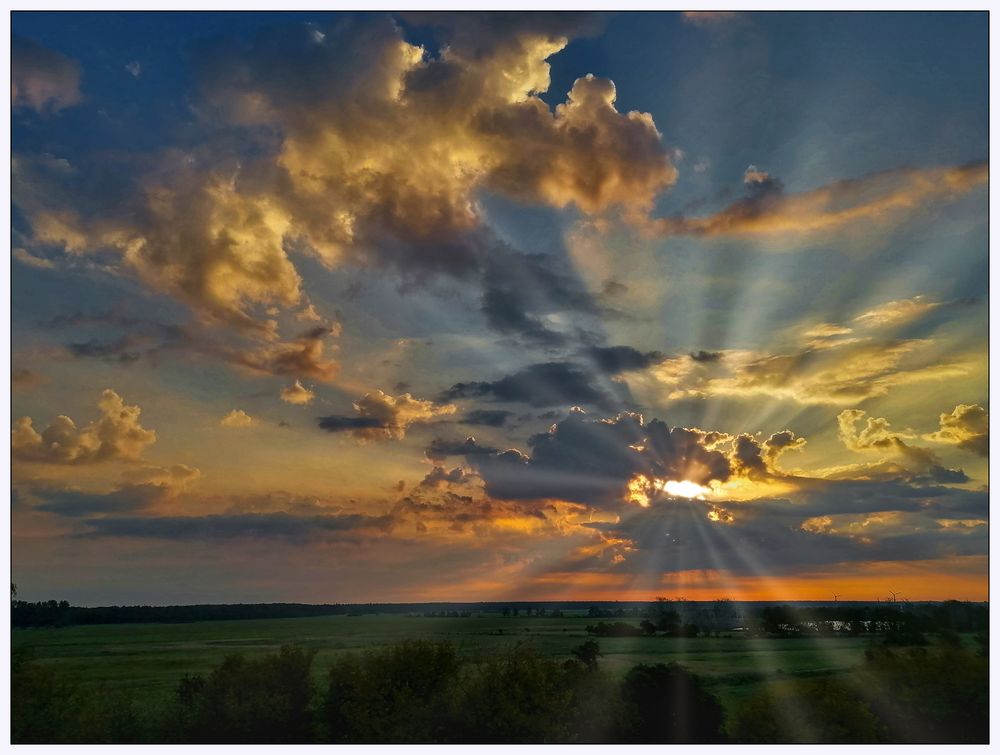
[11,11,988,605]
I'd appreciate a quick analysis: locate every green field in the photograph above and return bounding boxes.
[13,613,876,716]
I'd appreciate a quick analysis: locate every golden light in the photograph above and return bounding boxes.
[663,479,711,499]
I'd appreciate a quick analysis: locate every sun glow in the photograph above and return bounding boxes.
[662,479,711,499]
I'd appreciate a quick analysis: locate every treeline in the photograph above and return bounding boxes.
[583,601,987,643]
[12,638,987,744]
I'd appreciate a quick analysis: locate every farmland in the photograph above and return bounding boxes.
[13,612,876,715]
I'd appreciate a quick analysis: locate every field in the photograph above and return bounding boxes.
[13,612,876,716]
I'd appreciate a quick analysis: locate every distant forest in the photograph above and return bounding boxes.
[12,597,988,641]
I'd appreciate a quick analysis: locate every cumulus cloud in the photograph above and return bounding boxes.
[853,295,941,329]
[650,161,987,239]
[13,16,676,357]
[762,430,807,467]
[464,409,732,505]
[837,408,967,484]
[280,379,316,406]
[923,404,988,457]
[318,389,456,441]
[231,325,340,382]
[12,36,83,113]
[220,409,258,428]
[12,389,156,464]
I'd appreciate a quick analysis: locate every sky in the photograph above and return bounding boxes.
[10,11,988,605]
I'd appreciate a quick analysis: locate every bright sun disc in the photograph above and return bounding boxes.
[663,480,710,499]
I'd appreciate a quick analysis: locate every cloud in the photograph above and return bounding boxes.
[575,481,987,577]
[585,345,664,374]
[220,409,258,428]
[649,161,987,239]
[669,338,970,406]
[923,404,988,457]
[11,368,44,390]
[119,463,202,487]
[230,325,340,382]
[12,16,672,353]
[30,483,171,517]
[318,389,456,441]
[12,36,83,113]
[460,409,514,427]
[12,389,156,464]
[82,511,392,544]
[444,361,617,409]
[837,408,967,484]
[425,436,500,462]
[13,247,56,269]
[466,409,732,505]
[853,295,941,329]
[762,430,807,467]
[280,380,316,406]
[419,466,474,488]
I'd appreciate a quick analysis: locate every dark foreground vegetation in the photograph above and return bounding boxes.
[13,634,987,744]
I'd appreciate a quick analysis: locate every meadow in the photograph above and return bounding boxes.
[13,612,875,716]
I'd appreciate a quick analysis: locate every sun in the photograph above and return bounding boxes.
[662,480,711,499]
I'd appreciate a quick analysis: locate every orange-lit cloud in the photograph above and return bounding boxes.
[12,390,156,464]
[649,161,986,239]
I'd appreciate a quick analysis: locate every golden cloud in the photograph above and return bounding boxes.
[649,161,986,239]
[220,409,258,428]
[280,380,316,406]
[923,403,988,457]
[12,390,156,464]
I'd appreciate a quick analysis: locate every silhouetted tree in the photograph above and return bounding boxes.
[618,663,726,743]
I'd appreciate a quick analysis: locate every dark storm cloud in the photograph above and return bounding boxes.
[317,416,386,432]
[570,481,988,577]
[465,410,732,505]
[481,285,566,345]
[66,336,143,364]
[460,409,514,427]
[443,362,617,410]
[32,484,168,517]
[585,345,664,374]
[690,350,723,363]
[425,436,500,462]
[82,511,392,543]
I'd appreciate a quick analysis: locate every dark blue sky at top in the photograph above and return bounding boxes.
[13,11,987,172]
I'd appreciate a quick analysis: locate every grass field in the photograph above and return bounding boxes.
[13,612,878,717]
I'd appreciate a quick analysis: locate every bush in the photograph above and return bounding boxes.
[857,645,988,743]
[729,678,884,743]
[12,647,148,743]
[171,645,317,743]
[325,640,459,743]
[448,644,573,743]
[618,663,726,743]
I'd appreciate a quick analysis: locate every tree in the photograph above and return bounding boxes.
[325,640,459,743]
[571,640,602,671]
[173,645,317,743]
[618,663,726,743]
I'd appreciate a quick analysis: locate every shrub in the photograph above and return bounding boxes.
[171,645,317,743]
[617,663,726,743]
[325,640,459,743]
